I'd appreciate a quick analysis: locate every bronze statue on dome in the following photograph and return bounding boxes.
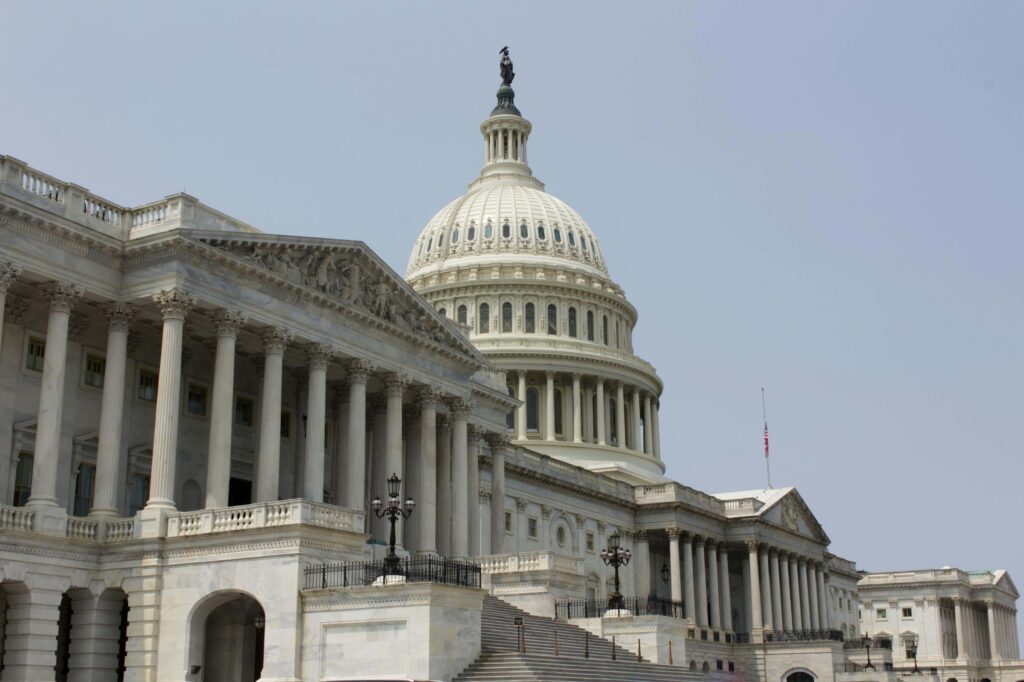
[499,46,515,86]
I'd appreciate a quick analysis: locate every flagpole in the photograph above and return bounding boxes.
[762,387,772,489]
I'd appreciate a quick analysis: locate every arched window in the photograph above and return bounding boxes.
[568,307,578,338]
[553,389,563,435]
[502,221,511,239]
[785,673,815,682]
[591,393,599,439]
[426,237,433,252]
[437,233,444,248]
[567,229,576,247]
[502,302,513,333]
[547,304,558,335]
[451,228,459,244]
[467,225,476,241]
[525,303,536,333]
[602,315,609,345]
[553,227,563,243]
[457,305,467,325]
[484,221,493,240]
[519,221,529,239]
[580,233,588,251]
[526,388,539,432]
[478,303,490,333]
[587,311,595,341]
[438,307,447,318]
[537,223,546,240]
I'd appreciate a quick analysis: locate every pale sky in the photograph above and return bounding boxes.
[2,0,1022,642]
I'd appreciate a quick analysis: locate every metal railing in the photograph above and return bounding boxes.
[842,636,893,650]
[554,596,686,620]
[765,629,845,643]
[304,557,481,590]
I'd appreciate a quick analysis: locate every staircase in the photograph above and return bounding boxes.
[453,595,705,681]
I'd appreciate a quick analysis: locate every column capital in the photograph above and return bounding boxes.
[100,301,136,332]
[635,529,649,541]
[418,385,446,408]
[705,537,718,549]
[515,497,529,512]
[261,327,294,354]
[384,372,411,396]
[478,487,491,502]
[306,342,334,369]
[347,358,376,383]
[693,534,705,545]
[0,261,21,293]
[574,513,587,527]
[467,423,486,439]
[448,398,474,417]
[951,596,964,605]
[666,526,681,540]
[42,280,84,313]
[541,505,552,519]
[544,369,556,379]
[572,372,582,381]
[152,288,194,319]
[485,431,512,451]
[744,539,760,552]
[681,530,693,543]
[212,309,247,337]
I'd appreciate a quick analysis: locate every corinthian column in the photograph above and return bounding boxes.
[808,562,820,630]
[384,373,409,489]
[204,310,246,509]
[631,389,642,451]
[516,371,527,440]
[344,359,374,509]
[467,425,482,556]
[683,532,696,621]
[571,373,582,443]
[746,541,764,632]
[255,327,293,502]
[759,546,773,630]
[303,344,332,502]
[90,303,135,517]
[695,536,708,627]
[780,552,793,630]
[615,382,626,446]
[707,540,721,629]
[595,379,606,445]
[668,528,683,603]
[544,371,556,441]
[643,394,653,455]
[769,549,783,631]
[719,548,733,631]
[417,387,442,555]
[450,399,472,557]
[0,262,21,356]
[142,289,194,518]
[487,433,509,555]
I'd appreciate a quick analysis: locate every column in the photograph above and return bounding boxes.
[255,328,292,502]
[953,597,966,659]
[331,382,349,506]
[302,344,331,502]
[384,374,408,544]
[90,302,134,517]
[769,549,783,632]
[987,600,1000,660]
[142,289,194,518]
[682,532,696,621]
[27,281,84,513]
[467,426,481,556]
[643,394,653,455]
[0,262,21,356]
[571,373,582,443]
[67,589,125,681]
[595,379,606,445]
[741,555,751,632]
[719,549,733,631]
[694,537,708,627]
[368,397,387,540]
[544,371,556,441]
[488,434,508,555]
[436,417,452,555]
[808,563,820,630]
[816,568,829,628]
[780,552,793,630]
[746,541,763,631]
[635,531,651,597]
[789,554,803,630]
[402,413,420,551]
[707,540,721,630]
[651,400,661,459]
[668,528,683,603]
[614,382,626,446]
[344,359,373,509]
[204,310,246,509]
[759,547,773,630]
[798,559,811,630]
[516,371,527,440]
[418,387,442,555]
[631,389,642,452]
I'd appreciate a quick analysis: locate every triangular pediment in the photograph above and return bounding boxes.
[995,571,1019,599]
[190,232,485,366]
[762,489,831,544]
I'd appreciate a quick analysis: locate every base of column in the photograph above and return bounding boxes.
[137,506,173,538]
[750,627,765,644]
[27,504,67,536]
[415,549,439,558]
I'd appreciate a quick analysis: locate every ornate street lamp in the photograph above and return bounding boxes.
[600,531,632,611]
[861,633,876,671]
[660,563,670,585]
[908,639,920,674]
[371,473,415,576]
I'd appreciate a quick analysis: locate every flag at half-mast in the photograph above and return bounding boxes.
[763,421,769,459]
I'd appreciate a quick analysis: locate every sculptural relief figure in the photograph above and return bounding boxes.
[499,46,514,86]
[369,281,393,321]
[334,259,362,304]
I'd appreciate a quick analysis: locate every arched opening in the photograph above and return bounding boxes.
[478,303,489,333]
[609,399,617,443]
[568,307,577,338]
[702,661,710,672]
[602,315,609,345]
[438,306,447,318]
[501,302,512,333]
[785,671,816,682]
[55,591,73,681]
[457,305,467,325]
[547,304,557,335]
[525,303,535,333]
[180,478,202,512]
[188,591,265,682]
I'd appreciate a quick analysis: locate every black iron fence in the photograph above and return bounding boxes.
[765,629,845,643]
[842,636,893,650]
[304,557,481,590]
[553,596,686,620]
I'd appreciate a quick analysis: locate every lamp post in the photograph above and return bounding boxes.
[371,473,415,576]
[600,531,632,611]
[861,633,876,671]
[660,563,670,585]
[908,639,920,674]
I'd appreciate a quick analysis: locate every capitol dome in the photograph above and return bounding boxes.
[406,67,665,485]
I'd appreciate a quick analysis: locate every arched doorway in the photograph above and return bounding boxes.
[188,592,265,682]
[785,671,815,682]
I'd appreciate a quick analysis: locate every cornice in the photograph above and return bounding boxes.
[413,277,637,319]
[0,208,123,268]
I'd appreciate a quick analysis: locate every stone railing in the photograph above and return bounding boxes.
[634,482,725,515]
[0,505,136,541]
[0,505,35,532]
[166,499,365,538]
[722,497,764,515]
[503,447,635,503]
[478,551,584,576]
[859,568,965,586]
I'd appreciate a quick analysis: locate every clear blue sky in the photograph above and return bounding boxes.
[3,0,1022,640]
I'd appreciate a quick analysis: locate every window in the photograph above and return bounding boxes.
[438,307,446,318]
[553,227,562,243]
[127,474,149,516]
[12,452,32,506]
[553,389,563,435]
[26,337,46,372]
[602,315,609,345]
[537,224,546,240]
[615,320,620,348]
[502,302,512,333]
[457,305,468,325]
[484,221,493,240]
[73,464,95,516]
[609,400,618,442]
[902,607,913,618]
[519,221,529,239]
[501,221,511,239]
[186,382,208,417]
[281,411,292,438]
[84,354,105,388]
[525,303,535,333]
[581,233,588,251]
[504,511,512,533]
[556,526,566,546]
[467,225,476,241]
[526,387,539,432]
[567,229,576,247]
[587,311,595,341]
[527,517,538,538]
[568,307,577,338]
[547,304,557,335]
[451,228,460,244]
[876,608,887,620]
[235,396,254,427]
[586,532,595,552]
[437,233,444,248]
[138,369,158,402]
[426,237,432,252]
[478,303,490,333]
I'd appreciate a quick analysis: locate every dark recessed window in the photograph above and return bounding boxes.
[568,307,577,338]
[457,305,468,325]
[537,224,546,240]
[502,221,511,239]
[587,311,595,341]
[502,302,513,333]
[525,303,535,333]
[467,225,476,241]
[478,303,490,333]
[547,304,557,335]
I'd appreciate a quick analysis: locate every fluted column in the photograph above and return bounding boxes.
[368,396,387,539]
[635,530,651,597]
[516,371,527,440]
[808,562,820,630]
[987,600,1000,660]
[344,359,374,509]
[798,559,811,630]
[595,380,606,445]
[707,540,721,629]
[694,537,708,627]
[746,541,763,631]
[571,373,582,443]
[719,549,732,631]
[383,374,408,542]
[759,547,773,630]
[436,417,452,555]
[27,281,83,511]
[819,571,830,628]
[0,262,21,365]
[769,549,783,631]
[631,389,642,451]
[450,400,471,557]
[255,328,292,502]
[467,425,482,556]
[780,552,793,630]
[789,554,803,630]
[142,289,194,515]
[668,528,683,603]
[643,394,653,455]
[204,310,246,509]
[953,597,966,659]
[488,434,508,555]
[418,387,442,555]
[544,371,556,441]
[302,344,331,502]
[90,302,135,517]
[683,532,696,621]
[614,382,625,446]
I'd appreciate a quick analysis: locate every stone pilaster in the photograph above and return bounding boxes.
[67,588,126,680]
[0,261,22,357]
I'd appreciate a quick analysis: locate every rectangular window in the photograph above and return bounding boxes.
[235,396,254,427]
[504,511,512,533]
[138,369,158,402]
[73,464,96,516]
[586,532,595,552]
[281,411,292,438]
[127,473,149,516]
[12,452,33,506]
[902,607,913,618]
[84,354,105,388]
[26,337,46,372]
[186,382,208,417]
[527,517,538,539]
[876,608,887,620]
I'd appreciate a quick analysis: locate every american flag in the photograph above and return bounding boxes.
[763,422,770,459]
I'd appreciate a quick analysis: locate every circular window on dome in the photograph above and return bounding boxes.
[519,221,529,239]
[484,221,493,240]
[537,223,546,241]
[556,526,566,546]
[451,228,460,244]
[502,221,511,239]
[467,224,476,241]
[553,227,562,243]
[567,230,576,247]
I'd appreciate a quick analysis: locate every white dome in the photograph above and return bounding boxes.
[406,182,609,279]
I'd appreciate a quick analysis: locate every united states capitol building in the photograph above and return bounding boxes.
[0,56,1019,682]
